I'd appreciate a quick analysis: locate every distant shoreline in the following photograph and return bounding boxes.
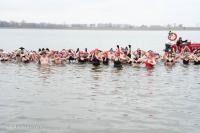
[1,27,200,31]
[1,20,200,31]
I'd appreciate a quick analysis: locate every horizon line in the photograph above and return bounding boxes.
[1,19,199,27]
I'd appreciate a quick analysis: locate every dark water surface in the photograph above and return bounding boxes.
[0,62,200,133]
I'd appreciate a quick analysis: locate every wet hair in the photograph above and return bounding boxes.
[42,48,45,51]
[117,45,119,49]
[46,48,49,51]
[38,48,41,52]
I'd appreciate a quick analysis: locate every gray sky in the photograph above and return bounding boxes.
[0,0,199,26]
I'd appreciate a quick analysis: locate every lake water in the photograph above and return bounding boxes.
[0,29,200,52]
[0,29,200,133]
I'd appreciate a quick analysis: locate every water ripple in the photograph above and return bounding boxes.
[0,63,200,133]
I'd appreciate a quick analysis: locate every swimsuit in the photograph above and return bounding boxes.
[114,59,122,68]
[183,59,189,65]
[78,57,86,63]
[92,57,100,66]
[145,59,154,69]
[194,60,200,65]
[102,57,109,65]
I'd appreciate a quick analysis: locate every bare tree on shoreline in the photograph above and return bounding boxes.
[0,20,200,31]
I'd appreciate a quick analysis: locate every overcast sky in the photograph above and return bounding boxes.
[0,0,199,26]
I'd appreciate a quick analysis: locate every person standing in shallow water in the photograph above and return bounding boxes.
[164,52,176,66]
[193,52,200,65]
[144,51,156,69]
[181,53,190,65]
[132,48,144,67]
[53,53,63,65]
[102,52,109,65]
[114,52,122,68]
[39,51,50,65]
[91,49,101,66]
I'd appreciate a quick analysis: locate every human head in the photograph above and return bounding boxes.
[40,51,46,57]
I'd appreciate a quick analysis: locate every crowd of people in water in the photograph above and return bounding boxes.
[0,42,200,69]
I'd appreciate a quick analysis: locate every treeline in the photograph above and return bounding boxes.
[0,20,200,30]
